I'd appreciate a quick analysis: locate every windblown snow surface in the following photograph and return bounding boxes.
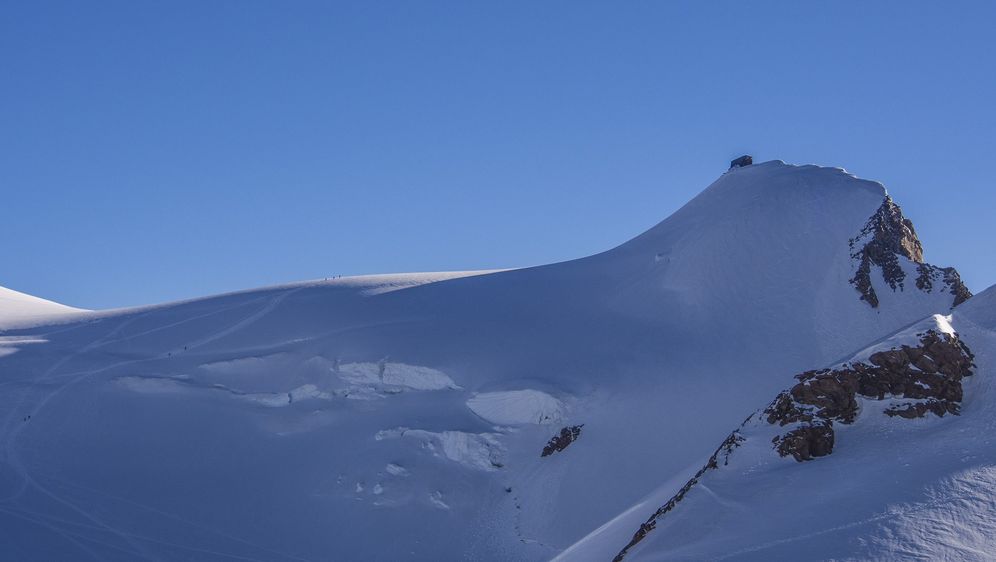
[0,161,979,561]
[0,286,84,330]
[560,288,996,562]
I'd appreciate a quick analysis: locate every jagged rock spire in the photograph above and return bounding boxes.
[849,197,969,308]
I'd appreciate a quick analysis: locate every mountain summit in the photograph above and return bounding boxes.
[0,161,987,561]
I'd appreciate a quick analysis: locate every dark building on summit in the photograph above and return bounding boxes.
[730,155,753,168]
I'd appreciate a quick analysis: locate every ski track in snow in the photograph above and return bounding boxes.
[35,475,314,562]
[710,484,984,561]
[0,288,317,562]
[180,288,302,353]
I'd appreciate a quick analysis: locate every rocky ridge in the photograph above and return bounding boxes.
[611,430,745,562]
[916,263,972,307]
[611,323,976,560]
[849,197,970,308]
[766,328,975,461]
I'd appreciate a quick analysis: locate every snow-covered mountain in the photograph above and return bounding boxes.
[0,161,985,561]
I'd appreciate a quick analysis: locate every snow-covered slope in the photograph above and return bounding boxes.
[0,161,972,561]
[0,285,85,329]
[568,286,996,562]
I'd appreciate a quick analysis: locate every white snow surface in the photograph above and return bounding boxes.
[561,291,996,562]
[381,428,507,471]
[0,161,974,561]
[0,285,85,329]
[466,389,566,425]
[336,361,460,391]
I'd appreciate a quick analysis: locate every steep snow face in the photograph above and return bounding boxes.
[0,162,972,561]
[564,290,996,562]
[595,161,965,364]
[0,285,84,329]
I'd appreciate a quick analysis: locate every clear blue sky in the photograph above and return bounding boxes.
[2,2,994,309]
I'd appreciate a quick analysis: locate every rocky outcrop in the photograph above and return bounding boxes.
[884,398,960,419]
[764,329,974,461]
[773,421,834,462]
[849,197,970,308]
[541,425,583,457]
[849,197,922,307]
[916,263,972,307]
[611,328,975,560]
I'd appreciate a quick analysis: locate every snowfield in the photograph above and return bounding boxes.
[466,390,567,426]
[0,160,987,561]
[0,285,85,329]
[565,289,996,562]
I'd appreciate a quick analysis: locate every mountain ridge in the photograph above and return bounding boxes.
[0,160,983,561]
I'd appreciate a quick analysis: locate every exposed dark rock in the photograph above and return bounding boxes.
[764,390,812,425]
[854,196,924,263]
[541,425,583,457]
[916,263,972,307]
[849,196,970,308]
[765,330,974,461]
[773,421,834,461]
[944,268,973,306]
[916,263,936,292]
[789,369,860,423]
[849,197,922,307]
[851,257,880,307]
[885,399,959,419]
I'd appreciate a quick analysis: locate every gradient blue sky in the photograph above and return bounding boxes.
[2,2,994,309]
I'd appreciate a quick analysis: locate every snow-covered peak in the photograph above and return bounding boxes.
[615,160,887,257]
[576,160,964,365]
[0,160,981,562]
